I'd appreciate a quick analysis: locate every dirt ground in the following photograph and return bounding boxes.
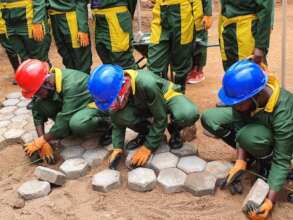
[0,2,293,220]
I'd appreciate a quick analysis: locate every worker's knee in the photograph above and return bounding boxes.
[201,108,224,135]
[69,111,92,136]
[172,103,199,127]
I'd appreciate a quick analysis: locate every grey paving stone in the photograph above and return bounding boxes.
[149,152,179,172]
[7,120,28,129]
[128,168,157,192]
[11,114,30,122]
[155,142,170,154]
[3,128,25,141]
[124,128,138,145]
[0,120,10,128]
[23,121,35,131]
[60,136,83,148]
[17,180,51,200]
[15,107,30,115]
[205,160,233,184]
[82,148,109,167]
[6,92,21,99]
[242,178,269,210]
[157,168,187,193]
[17,100,30,108]
[171,142,198,157]
[34,166,66,186]
[184,171,217,196]
[177,156,207,174]
[21,131,38,144]
[0,106,17,116]
[81,137,99,149]
[3,99,19,107]
[0,113,14,121]
[59,158,89,179]
[92,169,121,192]
[60,146,85,160]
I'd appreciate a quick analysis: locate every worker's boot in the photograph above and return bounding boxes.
[255,153,273,178]
[167,122,183,149]
[126,121,150,150]
[99,126,112,146]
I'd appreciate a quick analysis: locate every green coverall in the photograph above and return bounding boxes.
[219,0,273,70]
[111,69,199,150]
[31,68,110,139]
[192,0,211,67]
[45,0,92,73]
[201,75,293,192]
[91,0,137,70]
[0,9,19,72]
[0,0,51,62]
[147,0,194,92]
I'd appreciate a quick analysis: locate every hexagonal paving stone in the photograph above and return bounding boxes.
[17,180,51,200]
[171,142,198,157]
[81,137,99,149]
[184,171,217,196]
[59,158,89,179]
[82,148,109,167]
[3,128,25,141]
[157,168,187,193]
[92,169,121,192]
[0,113,14,121]
[2,99,19,107]
[0,106,17,115]
[7,120,28,129]
[11,114,30,122]
[177,156,207,174]
[128,168,156,192]
[155,140,170,154]
[0,120,10,128]
[34,166,66,186]
[124,128,138,145]
[6,92,21,99]
[60,136,83,148]
[205,160,233,184]
[60,146,85,160]
[21,131,38,144]
[149,152,179,172]
[17,100,30,108]
[15,107,30,115]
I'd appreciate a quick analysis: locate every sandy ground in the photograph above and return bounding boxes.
[0,1,293,220]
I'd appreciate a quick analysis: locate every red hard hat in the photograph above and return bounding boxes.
[15,59,49,98]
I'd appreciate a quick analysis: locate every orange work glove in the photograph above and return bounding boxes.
[131,145,152,167]
[244,198,273,220]
[39,142,55,164]
[78,32,89,47]
[32,24,44,42]
[202,16,212,30]
[24,136,47,157]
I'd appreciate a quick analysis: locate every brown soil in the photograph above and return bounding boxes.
[0,2,292,220]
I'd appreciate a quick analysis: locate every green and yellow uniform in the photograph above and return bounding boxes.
[90,0,137,69]
[202,75,293,192]
[31,68,110,139]
[45,0,92,73]
[0,9,19,71]
[147,0,194,92]
[192,0,211,67]
[0,0,51,62]
[111,70,199,150]
[219,0,273,70]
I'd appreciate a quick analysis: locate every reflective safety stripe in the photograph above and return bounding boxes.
[157,0,190,5]
[87,102,98,109]
[65,11,79,48]
[124,69,138,95]
[92,6,129,52]
[180,1,193,44]
[0,10,6,34]
[150,3,161,44]
[51,67,63,93]
[0,0,27,9]
[193,0,204,31]
[164,83,182,101]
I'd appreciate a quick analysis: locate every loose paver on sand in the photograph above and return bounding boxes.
[59,158,89,179]
[82,148,109,167]
[92,169,121,192]
[171,142,198,157]
[205,160,233,184]
[60,146,85,160]
[34,166,66,186]
[157,168,187,193]
[177,156,207,174]
[128,168,156,192]
[17,180,51,200]
[149,152,179,172]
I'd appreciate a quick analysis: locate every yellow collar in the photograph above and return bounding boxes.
[124,69,138,95]
[50,67,62,93]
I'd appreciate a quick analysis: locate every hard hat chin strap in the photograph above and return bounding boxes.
[251,96,259,109]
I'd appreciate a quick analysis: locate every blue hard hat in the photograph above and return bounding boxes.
[218,60,268,106]
[88,64,124,111]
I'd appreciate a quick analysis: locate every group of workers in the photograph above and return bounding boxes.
[0,0,291,220]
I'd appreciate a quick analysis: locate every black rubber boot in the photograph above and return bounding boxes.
[167,122,183,149]
[126,121,150,150]
[6,52,20,85]
[99,126,112,146]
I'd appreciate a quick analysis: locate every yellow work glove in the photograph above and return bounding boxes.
[39,142,55,164]
[131,145,151,167]
[32,24,44,42]
[244,198,273,220]
[24,136,47,157]
[78,32,89,47]
[202,16,212,30]
[109,149,123,164]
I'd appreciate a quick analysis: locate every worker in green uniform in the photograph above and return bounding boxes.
[45,0,92,73]
[0,0,51,63]
[219,0,273,70]
[88,64,199,168]
[187,0,212,84]
[90,0,137,70]
[15,59,112,163]
[0,9,20,83]
[147,0,194,92]
[201,59,293,220]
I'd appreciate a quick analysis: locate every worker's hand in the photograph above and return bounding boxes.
[24,136,47,157]
[39,142,55,164]
[131,145,152,167]
[244,198,273,220]
[109,149,123,165]
[202,16,212,30]
[252,48,265,64]
[32,24,44,42]
[78,32,89,47]
[219,159,247,194]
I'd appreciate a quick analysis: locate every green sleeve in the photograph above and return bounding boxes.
[268,109,293,192]
[111,122,126,149]
[203,0,212,16]
[76,0,89,33]
[141,82,168,150]
[126,0,137,18]
[255,0,273,49]
[32,0,47,24]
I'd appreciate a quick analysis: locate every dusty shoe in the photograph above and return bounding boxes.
[125,134,146,150]
[180,125,196,142]
[167,123,183,149]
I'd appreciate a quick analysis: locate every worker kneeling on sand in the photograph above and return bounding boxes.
[15,59,112,163]
[88,64,199,168]
[201,59,293,220]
